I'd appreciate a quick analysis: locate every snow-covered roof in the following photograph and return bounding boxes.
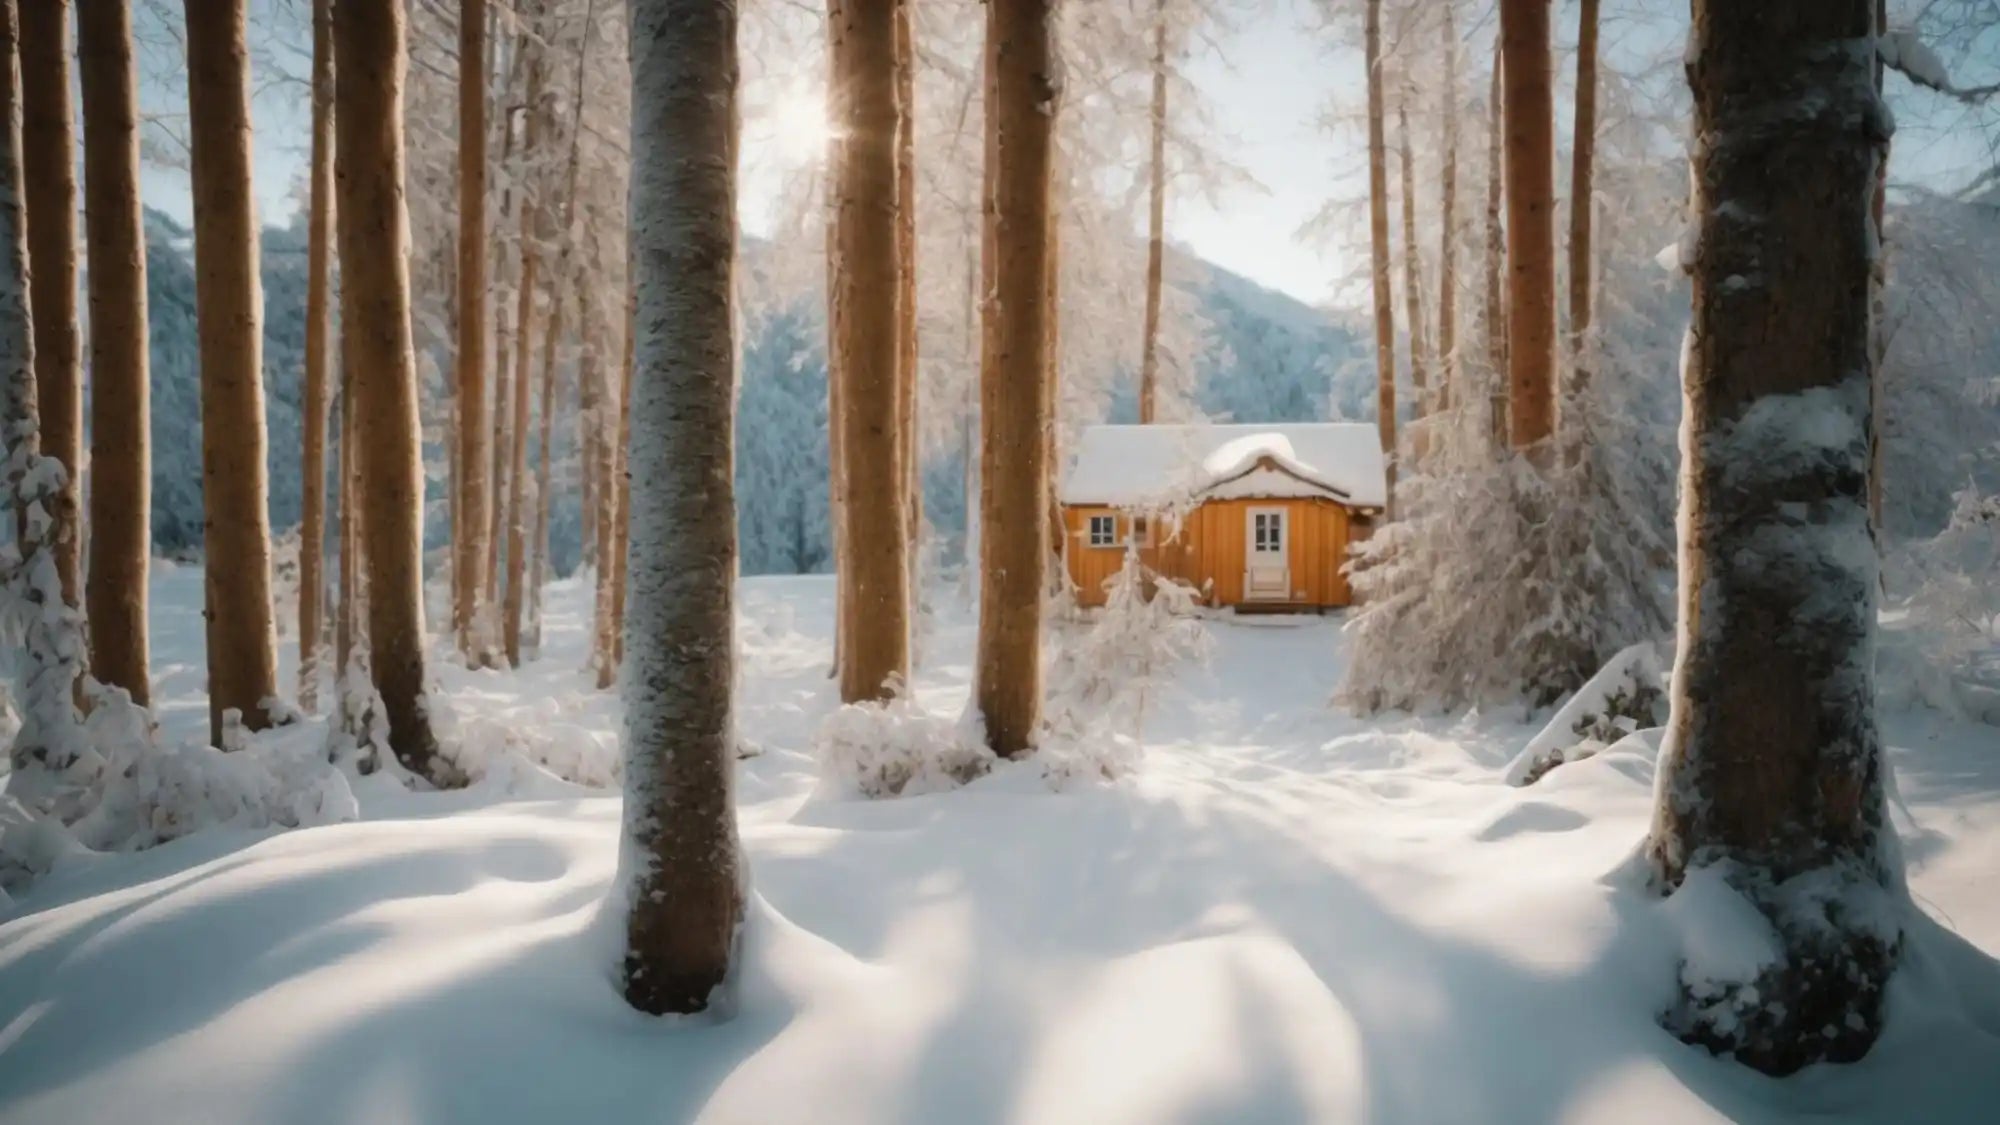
[1060,423,1388,510]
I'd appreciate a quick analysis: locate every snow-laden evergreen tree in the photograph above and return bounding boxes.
[1338,3,1674,712]
[1045,545,1211,751]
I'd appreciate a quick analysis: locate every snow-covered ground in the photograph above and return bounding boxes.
[2,569,1999,1123]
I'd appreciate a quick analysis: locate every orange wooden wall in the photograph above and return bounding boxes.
[1061,498,1359,609]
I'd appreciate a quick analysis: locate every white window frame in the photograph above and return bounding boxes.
[1087,514,1118,548]
[1248,507,1287,558]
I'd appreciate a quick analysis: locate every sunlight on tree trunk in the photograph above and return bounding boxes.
[1499,0,1555,455]
[832,0,911,703]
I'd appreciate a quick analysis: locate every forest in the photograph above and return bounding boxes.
[1,0,1998,1121]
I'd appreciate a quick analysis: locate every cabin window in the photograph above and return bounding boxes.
[1252,511,1285,554]
[1126,516,1153,547]
[1087,515,1117,548]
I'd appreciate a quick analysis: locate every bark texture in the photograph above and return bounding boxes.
[1363,0,1397,507]
[20,0,81,623]
[1483,33,1507,447]
[526,289,559,654]
[895,0,919,611]
[1566,0,1599,381]
[333,0,446,782]
[606,310,634,675]
[335,378,357,675]
[455,0,491,656]
[185,0,281,744]
[296,0,336,708]
[621,0,745,1016]
[832,0,910,702]
[79,0,152,705]
[1435,2,1458,413]
[1138,0,1168,425]
[1647,0,1898,1076]
[824,0,846,680]
[503,46,548,669]
[590,317,619,687]
[1396,93,1430,417]
[2,0,89,779]
[1499,0,1555,453]
[976,0,1057,757]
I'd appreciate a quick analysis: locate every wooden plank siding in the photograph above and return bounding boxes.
[1062,498,1362,610]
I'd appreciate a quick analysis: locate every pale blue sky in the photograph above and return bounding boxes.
[136,0,2000,309]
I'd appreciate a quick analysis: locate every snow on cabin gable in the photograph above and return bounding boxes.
[1060,423,1389,511]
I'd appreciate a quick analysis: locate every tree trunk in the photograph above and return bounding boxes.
[334,0,447,783]
[20,0,82,633]
[977,0,1056,757]
[1484,33,1507,448]
[1566,0,1599,387]
[895,0,920,620]
[1138,0,1168,425]
[832,0,910,703]
[2,0,91,778]
[503,269,538,669]
[78,0,152,706]
[501,51,547,669]
[1396,93,1430,418]
[294,0,335,708]
[620,0,745,1017]
[485,311,511,613]
[825,0,847,681]
[526,289,559,655]
[1043,149,1065,598]
[1363,0,1397,508]
[1499,0,1555,454]
[577,318,599,575]
[1867,0,1887,530]
[1436,1,1458,415]
[589,327,618,684]
[606,303,634,676]
[1648,0,1897,1076]
[454,0,491,657]
[185,0,281,744]
[335,379,356,676]
[960,218,979,577]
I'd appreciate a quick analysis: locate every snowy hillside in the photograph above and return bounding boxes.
[2,574,1998,1124]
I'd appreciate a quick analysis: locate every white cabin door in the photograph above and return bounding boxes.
[1245,507,1290,600]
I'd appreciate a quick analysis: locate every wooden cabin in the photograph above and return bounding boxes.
[1058,424,1388,612]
